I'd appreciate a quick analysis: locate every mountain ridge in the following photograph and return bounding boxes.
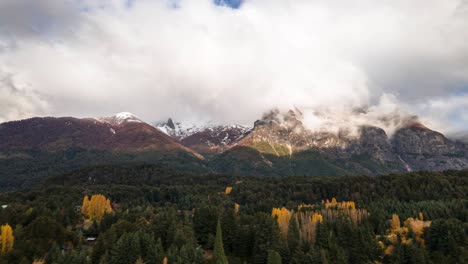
[0,110,467,190]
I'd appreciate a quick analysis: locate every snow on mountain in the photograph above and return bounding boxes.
[155,118,204,140]
[155,118,252,151]
[97,112,143,125]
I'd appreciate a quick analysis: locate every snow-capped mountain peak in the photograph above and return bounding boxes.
[97,112,143,125]
[113,112,142,124]
[155,118,202,140]
[154,118,252,154]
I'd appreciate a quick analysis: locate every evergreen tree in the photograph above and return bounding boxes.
[214,221,229,264]
[145,238,164,264]
[267,250,282,264]
[92,236,107,264]
[110,233,141,264]
[252,213,281,264]
[287,216,300,253]
[221,208,237,254]
[193,205,218,248]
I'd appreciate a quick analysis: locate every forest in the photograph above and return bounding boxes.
[0,166,466,264]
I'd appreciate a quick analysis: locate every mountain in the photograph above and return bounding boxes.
[210,109,468,176]
[156,118,251,155]
[1,110,467,191]
[155,118,202,140]
[0,113,205,190]
[392,123,468,171]
[0,112,202,155]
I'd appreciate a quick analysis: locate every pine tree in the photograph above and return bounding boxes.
[287,215,300,252]
[213,221,229,264]
[145,238,164,264]
[193,205,218,247]
[267,250,282,264]
[221,208,237,254]
[110,233,141,264]
[253,213,281,264]
[92,235,106,264]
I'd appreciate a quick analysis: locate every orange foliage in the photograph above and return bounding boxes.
[384,245,394,255]
[225,187,233,195]
[404,217,431,245]
[234,203,240,213]
[81,194,113,221]
[385,213,431,251]
[391,214,401,230]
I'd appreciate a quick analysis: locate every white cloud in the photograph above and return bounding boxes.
[0,68,49,122]
[0,0,467,133]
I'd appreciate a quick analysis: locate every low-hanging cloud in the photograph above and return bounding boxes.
[0,0,467,134]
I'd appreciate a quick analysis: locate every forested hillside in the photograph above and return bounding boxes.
[0,168,466,263]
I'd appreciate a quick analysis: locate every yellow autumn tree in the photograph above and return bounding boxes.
[225,187,233,195]
[0,224,14,254]
[311,212,323,224]
[81,196,90,216]
[391,214,401,230]
[272,207,292,238]
[81,194,113,221]
[294,212,324,245]
[324,198,355,209]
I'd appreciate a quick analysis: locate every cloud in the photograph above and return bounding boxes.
[0,69,49,122]
[0,0,467,133]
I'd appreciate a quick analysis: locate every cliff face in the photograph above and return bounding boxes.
[391,125,468,171]
[221,109,468,175]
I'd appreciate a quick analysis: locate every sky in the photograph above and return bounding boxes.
[0,0,467,135]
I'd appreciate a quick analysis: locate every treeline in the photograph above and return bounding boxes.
[0,168,466,263]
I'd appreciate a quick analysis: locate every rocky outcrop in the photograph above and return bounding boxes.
[391,124,468,171]
[229,109,468,175]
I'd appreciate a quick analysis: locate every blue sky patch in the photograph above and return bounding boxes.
[214,0,243,9]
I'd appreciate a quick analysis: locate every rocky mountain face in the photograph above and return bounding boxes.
[391,124,468,171]
[210,109,468,175]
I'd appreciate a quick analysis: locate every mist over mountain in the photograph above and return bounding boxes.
[1,108,467,191]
